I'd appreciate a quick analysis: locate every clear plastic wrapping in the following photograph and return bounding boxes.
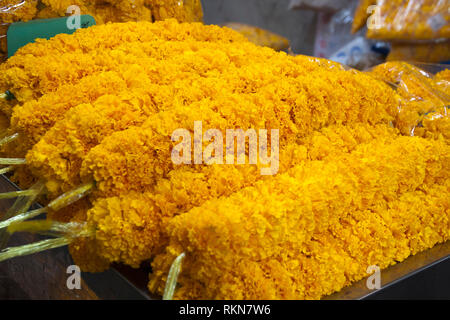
[288,0,351,12]
[365,61,450,138]
[387,41,450,63]
[313,1,388,70]
[353,0,450,42]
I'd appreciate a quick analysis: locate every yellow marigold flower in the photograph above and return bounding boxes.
[148,0,203,23]
[364,0,450,41]
[26,87,162,196]
[5,71,129,158]
[11,20,395,199]
[148,135,449,299]
[414,107,450,140]
[224,23,290,51]
[387,42,450,64]
[67,201,111,272]
[70,124,399,270]
[0,0,38,23]
[435,69,450,82]
[352,0,376,34]
[80,70,396,198]
[0,20,246,108]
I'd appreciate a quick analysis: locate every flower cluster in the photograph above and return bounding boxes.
[0,20,248,186]
[0,0,204,59]
[148,135,449,299]
[11,21,398,199]
[367,61,450,138]
[224,23,290,51]
[75,124,400,271]
[0,20,448,300]
[387,42,450,64]
[353,0,450,41]
[0,19,245,115]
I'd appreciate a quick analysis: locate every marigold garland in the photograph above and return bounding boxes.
[0,20,447,300]
[148,135,449,299]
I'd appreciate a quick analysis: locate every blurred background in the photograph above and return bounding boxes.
[201,0,449,70]
[202,0,317,55]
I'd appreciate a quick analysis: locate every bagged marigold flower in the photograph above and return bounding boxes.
[366,61,449,136]
[387,41,450,63]
[352,0,376,34]
[147,0,203,23]
[223,23,290,51]
[353,0,450,41]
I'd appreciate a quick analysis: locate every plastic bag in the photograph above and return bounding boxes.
[351,0,374,33]
[288,0,351,12]
[353,0,450,41]
[0,0,204,60]
[313,1,388,70]
[148,0,203,23]
[365,61,450,138]
[223,22,290,51]
[387,41,450,63]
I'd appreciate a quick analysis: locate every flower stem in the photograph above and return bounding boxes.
[0,207,47,229]
[163,252,186,300]
[0,158,26,165]
[0,133,19,147]
[0,237,72,262]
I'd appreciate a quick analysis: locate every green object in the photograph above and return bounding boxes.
[4,90,15,101]
[7,15,96,58]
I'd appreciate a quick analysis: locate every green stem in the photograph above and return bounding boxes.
[0,158,26,165]
[163,252,186,300]
[0,91,15,101]
[0,237,71,262]
[0,180,46,249]
[0,189,37,200]
[47,181,94,211]
[7,220,93,238]
[0,166,13,175]
[0,207,47,229]
[0,133,19,147]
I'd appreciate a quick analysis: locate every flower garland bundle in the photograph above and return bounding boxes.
[4,21,395,198]
[0,20,447,301]
[0,20,246,115]
[0,0,204,59]
[67,124,399,271]
[3,123,401,274]
[387,42,450,64]
[366,61,450,138]
[352,0,450,41]
[148,135,449,299]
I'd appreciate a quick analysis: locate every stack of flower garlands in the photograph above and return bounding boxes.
[0,19,448,300]
[0,0,203,59]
